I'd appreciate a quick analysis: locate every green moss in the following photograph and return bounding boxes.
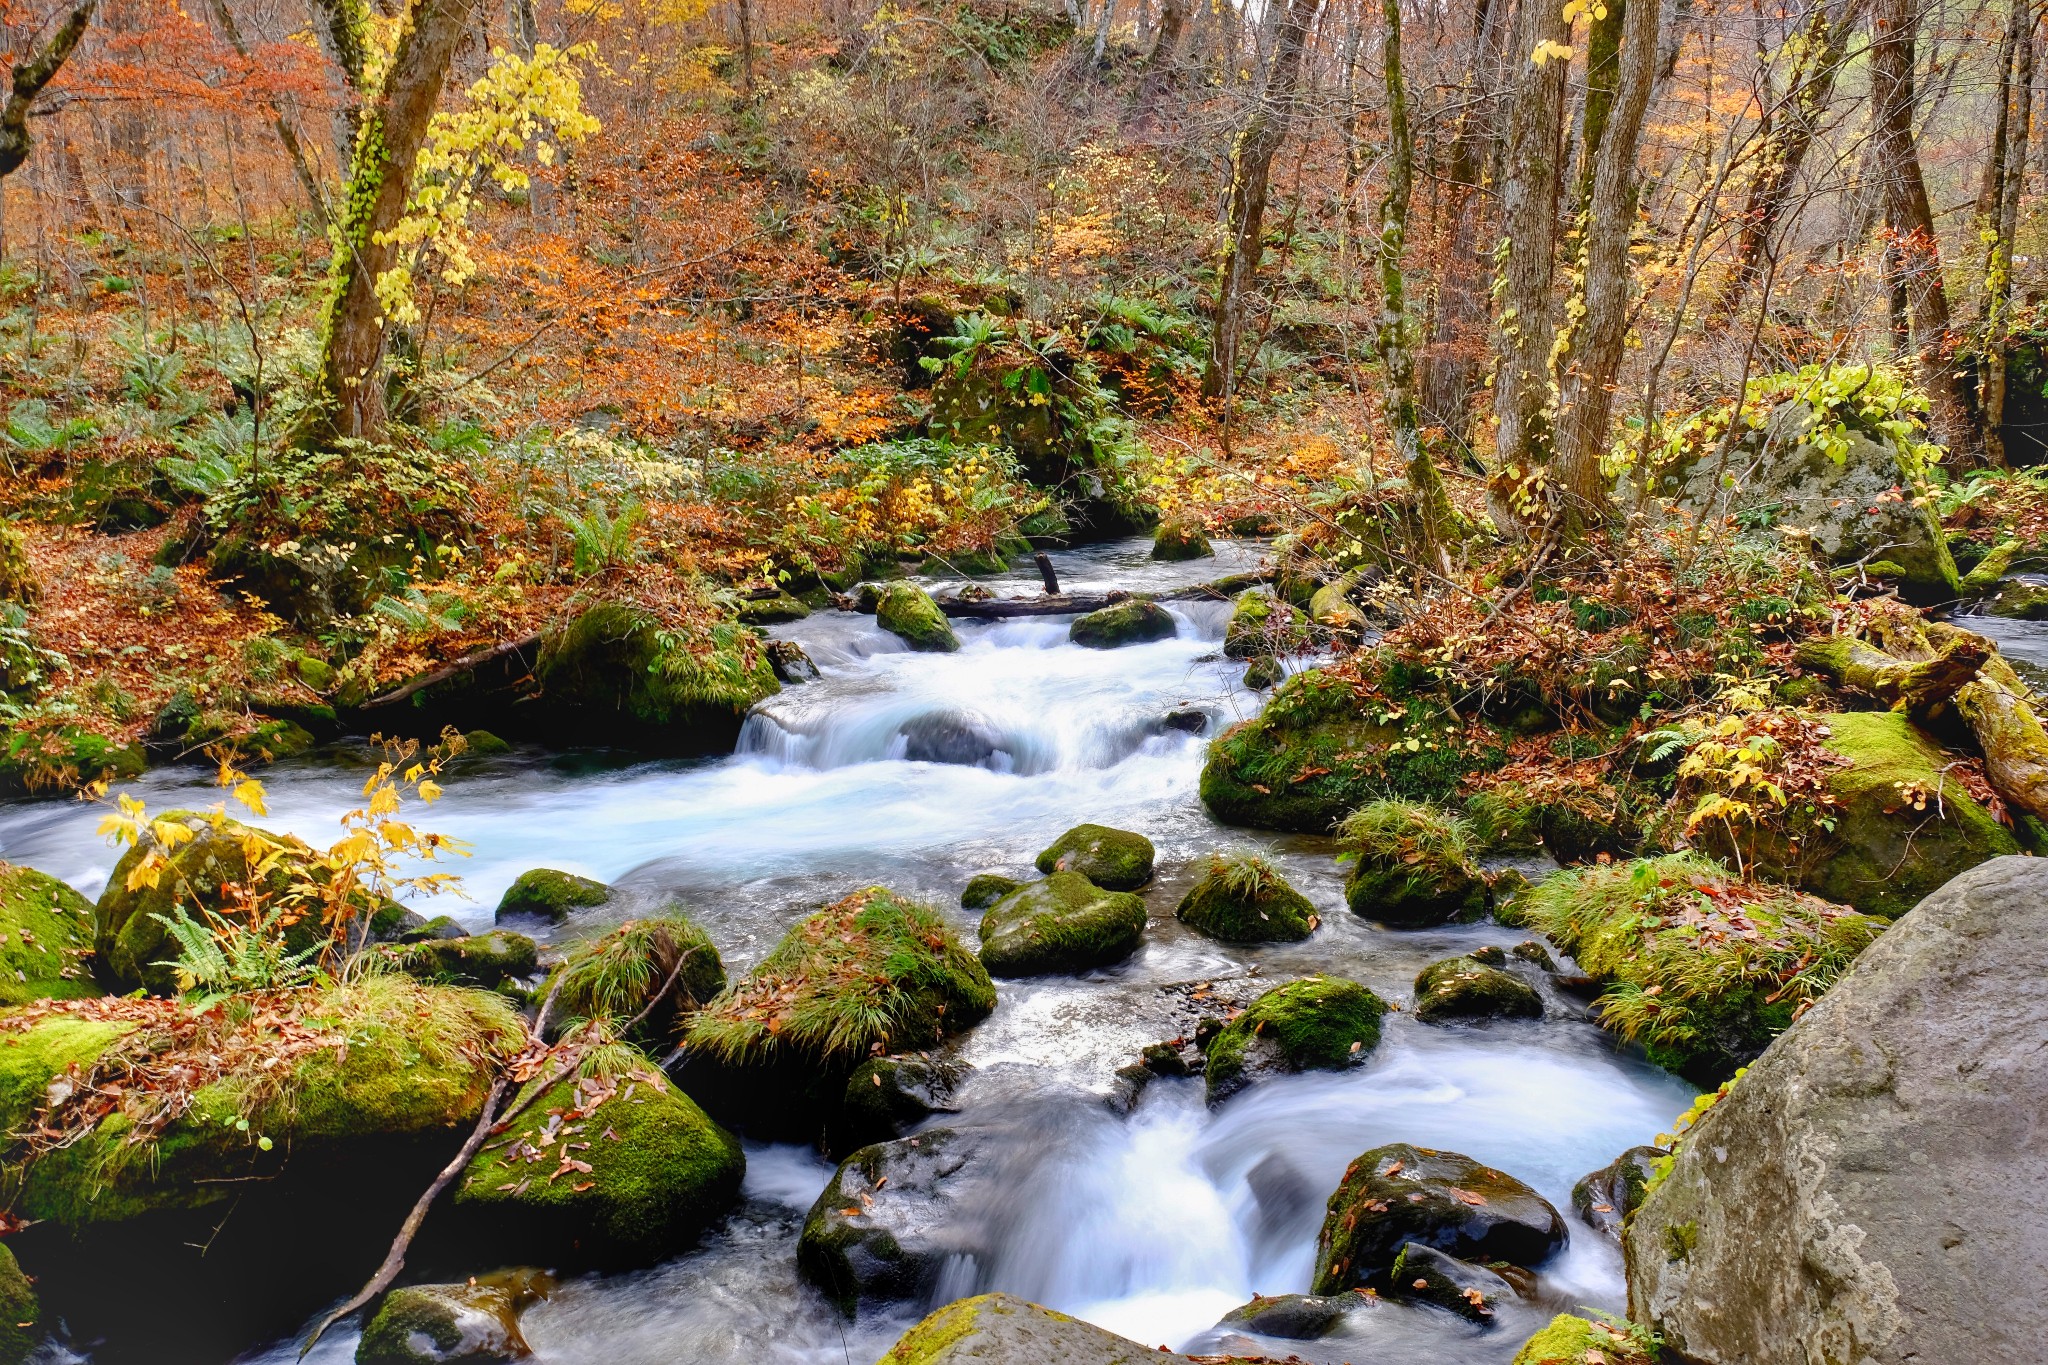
[0,725,146,795]
[386,929,538,989]
[0,1242,37,1365]
[357,1283,524,1365]
[0,1015,133,1136]
[0,524,35,605]
[960,873,1021,911]
[549,915,726,1049]
[876,584,961,652]
[1034,823,1155,890]
[1412,956,1542,1022]
[497,868,610,922]
[1174,855,1318,943]
[1511,1314,1655,1365]
[534,602,780,744]
[0,863,100,1005]
[1242,655,1283,690]
[1339,800,1489,926]
[686,887,994,1069]
[1069,599,1176,649]
[978,872,1148,977]
[1152,519,1213,561]
[737,593,812,625]
[1528,853,1884,1079]
[455,1050,743,1262]
[1204,976,1386,1100]
[462,728,512,755]
[1223,591,1311,659]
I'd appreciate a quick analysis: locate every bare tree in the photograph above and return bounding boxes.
[1,0,95,256]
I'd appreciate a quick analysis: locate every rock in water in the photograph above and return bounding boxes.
[1069,599,1177,649]
[1572,1145,1664,1240]
[1151,518,1213,561]
[900,709,1009,766]
[877,1293,1272,1363]
[876,583,961,652]
[978,873,1148,977]
[1204,976,1387,1102]
[1411,956,1542,1023]
[1033,823,1155,890]
[1371,1241,1516,1323]
[798,1128,996,1312]
[1313,1143,1566,1291]
[1216,1292,1373,1339]
[834,1056,962,1153]
[496,868,609,923]
[959,873,1021,911]
[1174,855,1318,944]
[1625,855,2048,1365]
[356,1282,531,1365]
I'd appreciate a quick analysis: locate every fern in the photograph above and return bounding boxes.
[149,907,325,995]
[560,495,646,577]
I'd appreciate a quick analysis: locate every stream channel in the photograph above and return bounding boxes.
[0,538,1694,1365]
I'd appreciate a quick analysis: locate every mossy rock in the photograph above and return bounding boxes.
[1068,599,1176,649]
[1340,800,1489,927]
[1312,1143,1566,1291]
[1202,669,1500,832]
[978,873,1147,977]
[356,1280,529,1365]
[533,602,779,750]
[1527,852,1885,1080]
[1223,591,1311,660]
[386,930,539,989]
[0,863,100,1006]
[1151,519,1213,561]
[0,524,36,606]
[496,868,609,923]
[1216,1292,1372,1340]
[1173,856,1318,944]
[878,1292,1270,1364]
[681,888,994,1138]
[1510,1314,1656,1365]
[1412,956,1542,1023]
[547,915,726,1050]
[454,1055,744,1266]
[736,593,812,625]
[0,725,147,796]
[462,729,512,756]
[1242,655,1283,690]
[876,584,961,652]
[1307,576,1370,635]
[960,873,1021,911]
[0,979,522,1229]
[1033,823,1154,890]
[0,1243,40,1365]
[1572,1144,1665,1239]
[835,1055,960,1154]
[1373,1241,1514,1324]
[1204,976,1387,1102]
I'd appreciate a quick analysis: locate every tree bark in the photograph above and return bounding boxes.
[1488,0,1571,536]
[1979,0,2036,468]
[1794,632,1990,720]
[300,0,474,448]
[1200,0,1323,401]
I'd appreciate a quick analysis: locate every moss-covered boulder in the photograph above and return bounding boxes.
[356,1280,530,1365]
[462,729,512,756]
[680,888,994,1138]
[1571,1144,1664,1240]
[1241,654,1283,690]
[736,593,811,625]
[1527,852,1885,1079]
[0,863,99,1006]
[496,868,609,923]
[0,724,148,797]
[835,1055,961,1154]
[1339,801,1489,926]
[878,1293,1270,1364]
[1511,1315,1655,1365]
[1412,956,1542,1023]
[1033,823,1154,890]
[1204,976,1387,1102]
[978,873,1147,977]
[386,930,539,990]
[1173,854,1318,944]
[1312,1143,1566,1291]
[0,1243,41,1365]
[959,873,1021,911]
[1223,591,1311,659]
[533,602,779,750]
[0,978,522,1229]
[1979,578,2048,619]
[876,584,961,652]
[1151,519,1213,561]
[1068,599,1176,649]
[798,1126,995,1313]
[454,1056,743,1266]
[547,915,725,1049]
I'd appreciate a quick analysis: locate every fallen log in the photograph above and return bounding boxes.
[1793,633,1989,721]
[935,571,1271,619]
[360,632,544,710]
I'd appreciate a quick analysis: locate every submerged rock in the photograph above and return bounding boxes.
[799,1127,995,1313]
[978,873,1148,977]
[1033,822,1155,890]
[1173,854,1318,944]
[1625,855,2048,1365]
[1372,1240,1515,1323]
[1572,1145,1664,1240]
[878,1292,1271,1364]
[1411,956,1542,1023]
[496,868,609,923]
[1340,800,1489,927]
[1204,976,1387,1102]
[356,1281,532,1365]
[835,1056,962,1153]
[0,862,98,1006]
[876,583,960,652]
[1069,599,1176,649]
[900,709,1009,766]
[1313,1143,1566,1291]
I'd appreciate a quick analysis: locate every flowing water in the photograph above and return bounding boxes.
[0,539,1694,1365]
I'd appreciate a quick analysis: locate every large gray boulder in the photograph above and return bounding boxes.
[876,1293,1270,1363]
[1625,855,2048,1364]
[1667,398,1957,600]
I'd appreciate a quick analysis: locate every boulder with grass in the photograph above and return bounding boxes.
[959,873,1021,911]
[877,1293,1272,1365]
[1312,1143,1567,1292]
[1339,801,1489,926]
[533,602,780,750]
[545,915,725,1049]
[1033,823,1154,890]
[356,1278,536,1365]
[679,888,994,1138]
[385,930,538,990]
[1526,852,1884,1079]
[876,584,961,652]
[453,1054,744,1266]
[1412,956,1542,1023]
[496,868,609,923]
[1173,854,1318,944]
[798,1126,997,1313]
[1068,599,1176,648]
[0,863,99,1006]
[1510,1315,1656,1365]
[977,873,1148,977]
[1204,976,1387,1102]
[1223,591,1311,659]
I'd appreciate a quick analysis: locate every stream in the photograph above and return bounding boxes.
[0,539,1694,1365]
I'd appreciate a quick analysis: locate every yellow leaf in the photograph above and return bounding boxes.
[232,779,270,818]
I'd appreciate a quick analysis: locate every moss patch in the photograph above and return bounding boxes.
[1033,823,1155,890]
[1511,1313,1656,1365]
[978,872,1148,977]
[1173,855,1318,943]
[876,584,960,652]
[0,864,100,1006]
[0,1243,39,1365]
[1204,976,1386,1101]
[534,602,779,746]
[550,915,726,1049]
[497,868,610,922]
[1223,591,1310,659]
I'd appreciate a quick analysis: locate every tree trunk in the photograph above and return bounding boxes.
[1551,0,1659,534]
[1980,0,2036,469]
[1794,632,1991,720]
[1487,0,1571,535]
[202,0,332,229]
[0,0,96,182]
[1574,0,1626,219]
[300,0,471,448]
[1200,0,1323,401]
[737,0,757,96]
